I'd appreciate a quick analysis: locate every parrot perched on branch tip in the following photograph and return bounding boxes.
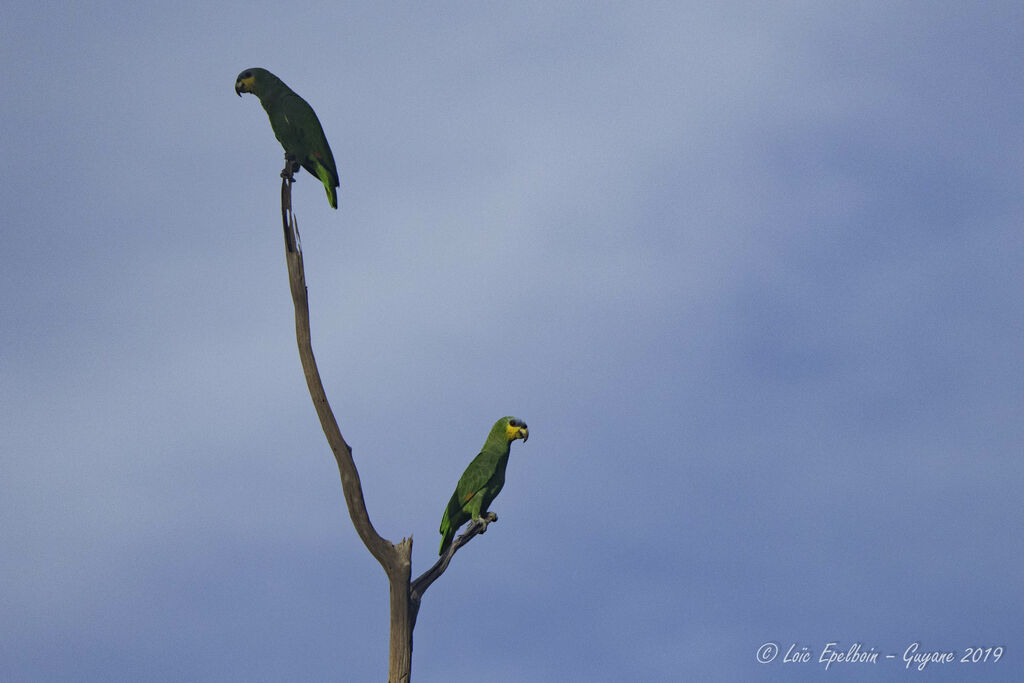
[235,67,340,209]
[439,417,529,555]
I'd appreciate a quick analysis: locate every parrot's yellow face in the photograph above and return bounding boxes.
[505,418,529,443]
[234,70,257,97]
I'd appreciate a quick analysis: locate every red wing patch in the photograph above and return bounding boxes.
[463,491,475,504]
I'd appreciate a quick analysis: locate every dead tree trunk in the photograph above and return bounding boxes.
[277,161,494,681]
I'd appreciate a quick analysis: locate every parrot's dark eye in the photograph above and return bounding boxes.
[509,419,521,427]
[242,71,251,78]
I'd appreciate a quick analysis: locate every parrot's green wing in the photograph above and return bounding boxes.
[235,67,340,209]
[438,417,529,555]
[438,449,504,553]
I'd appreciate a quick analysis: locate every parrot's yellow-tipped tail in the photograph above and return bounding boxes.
[439,531,451,556]
[314,160,338,209]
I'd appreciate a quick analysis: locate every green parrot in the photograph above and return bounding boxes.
[235,67,340,209]
[439,417,529,555]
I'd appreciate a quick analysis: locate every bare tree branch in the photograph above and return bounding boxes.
[409,513,497,628]
[277,156,502,679]
[280,158,395,565]
[279,159,412,680]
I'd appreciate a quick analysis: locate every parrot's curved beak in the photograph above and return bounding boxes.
[234,81,244,97]
[520,427,529,443]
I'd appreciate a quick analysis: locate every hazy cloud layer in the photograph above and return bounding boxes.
[2,3,1021,680]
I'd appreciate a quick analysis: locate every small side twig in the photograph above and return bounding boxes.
[408,513,497,627]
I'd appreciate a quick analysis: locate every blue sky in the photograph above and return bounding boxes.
[2,2,1022,681]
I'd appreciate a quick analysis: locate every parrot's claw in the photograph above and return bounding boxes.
[280,153,300,178]
[474,512,498,534]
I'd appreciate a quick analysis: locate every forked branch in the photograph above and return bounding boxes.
[279,159,412,681]
[277,156,498,679]
[409,513,497,626]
